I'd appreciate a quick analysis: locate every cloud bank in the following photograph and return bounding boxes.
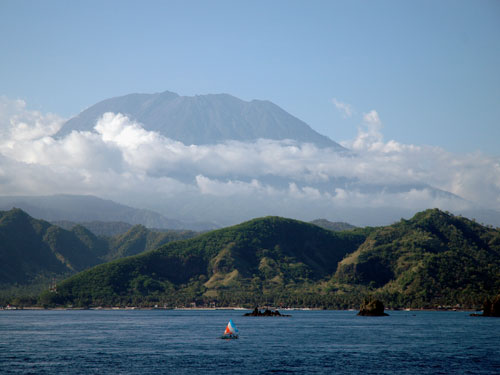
[1,96,499,225]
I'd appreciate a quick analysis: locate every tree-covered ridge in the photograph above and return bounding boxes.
[334,209,500,306]
[49,216,367,306]
[0,209,104,285]
[3,208,500,309]
[0,208,199,300]
[105,225,198,260]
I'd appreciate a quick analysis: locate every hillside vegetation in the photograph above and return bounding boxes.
[3,208,499,309]
[105,225,197,260]
[0,209,104,285]
[47,217,366,307]
[333,209,500,307]
[0,208,198,305]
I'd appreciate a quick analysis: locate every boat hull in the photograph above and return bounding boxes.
[220,334,238,339]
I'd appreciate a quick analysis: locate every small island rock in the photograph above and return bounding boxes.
[357,299,389,316]
[244,307,290,317]
[480,294,500,317]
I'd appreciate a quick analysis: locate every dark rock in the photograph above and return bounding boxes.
[357,299,389,316]
[244,307,260,316]
[244,307,290,317]
[479,295,500,317]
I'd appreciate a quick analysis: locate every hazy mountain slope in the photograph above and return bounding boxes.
[106,225,198,260]
[52,220,134,237]
[50,216,366,306]
[0,195,217,231]
[310,219,357,232]
[59,91,343,148]
[458,208,500,228]
[334,209,500,306]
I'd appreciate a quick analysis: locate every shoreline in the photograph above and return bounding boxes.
[0,306,483,313]
[0,307,318,311]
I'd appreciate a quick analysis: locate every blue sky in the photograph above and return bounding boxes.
[1,0,499,155]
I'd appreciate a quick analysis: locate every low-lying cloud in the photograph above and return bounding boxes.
[1,96,499,225]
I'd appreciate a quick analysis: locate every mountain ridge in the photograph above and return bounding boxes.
[45,209,500,308]
[59,91,343,148]
[0,208,198,291]
[310,219,357,232]
[333,208,500,307]
[0,208,104,285]
[0,194,217,231]
[48,215,366,307]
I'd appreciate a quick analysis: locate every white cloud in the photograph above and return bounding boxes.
[196,175,272,196]
[362,110,381,126]
[332,98,354,118]
[345,109,384,151]
[0,96,65,144]
[0,97,499,225]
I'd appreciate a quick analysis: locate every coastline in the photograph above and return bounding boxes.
[0,306,483,312]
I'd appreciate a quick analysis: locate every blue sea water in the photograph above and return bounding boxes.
[0,309,499,374]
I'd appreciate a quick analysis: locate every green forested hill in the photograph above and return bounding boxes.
[4,208,500,309]
[333,209,500,307]
[48,217,367,307]
[0,209,198,304]
[0,209,105,285]
[105,225,197,260]
[46,210,500,309]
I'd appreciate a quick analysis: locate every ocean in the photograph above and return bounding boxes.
[1,309,499,374]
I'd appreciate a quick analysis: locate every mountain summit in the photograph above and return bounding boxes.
[59,91,343,148]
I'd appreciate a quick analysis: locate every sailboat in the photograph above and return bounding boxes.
[221,319,239,339]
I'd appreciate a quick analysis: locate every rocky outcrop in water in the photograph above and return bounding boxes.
[244,307,290,317]
[479,294,500,317]
[357,299,388,316]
